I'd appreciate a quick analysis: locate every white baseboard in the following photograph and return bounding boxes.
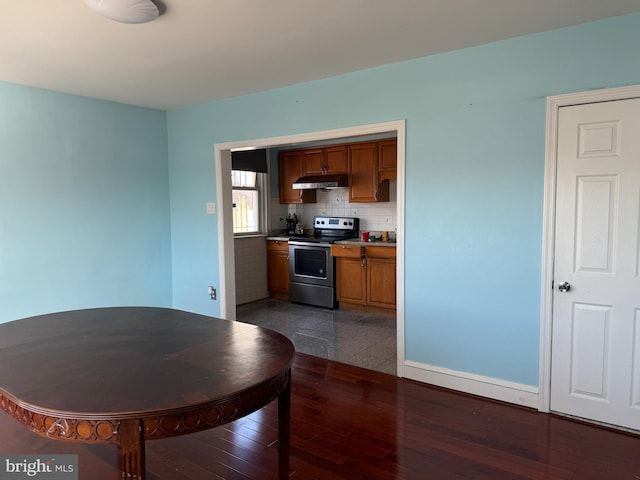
[404,360,539,409]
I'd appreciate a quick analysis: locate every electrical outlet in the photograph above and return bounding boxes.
[352,208,358,215]
[385,216,392,224]
[207,286,217,300]
[334,196,341,204]
[321,209,326,215]
[206,202,215,215]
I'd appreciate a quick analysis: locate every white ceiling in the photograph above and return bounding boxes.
[2,1,639,110]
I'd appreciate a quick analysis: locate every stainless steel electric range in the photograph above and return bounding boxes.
[288,216,360,309]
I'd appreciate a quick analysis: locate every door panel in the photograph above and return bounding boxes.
[574,175,617,273]
[551,98,640,431]
[569,303,610,400]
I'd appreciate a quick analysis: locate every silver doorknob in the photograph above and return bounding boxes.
[558,281,571,292]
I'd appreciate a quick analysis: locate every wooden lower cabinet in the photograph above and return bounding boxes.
[267,240,289,300]
[332,244,396,310]
[336,257,367,305]
[366,245,397,308]
[367,258,396,308]
[331,245,366,305]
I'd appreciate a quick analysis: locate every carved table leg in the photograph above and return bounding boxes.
[278,370,291,480]
[118,418,145,479]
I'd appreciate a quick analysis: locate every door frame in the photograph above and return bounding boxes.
[538,84,640,412]
[214,120,407,377]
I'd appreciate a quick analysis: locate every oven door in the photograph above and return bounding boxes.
[288,242,334,288]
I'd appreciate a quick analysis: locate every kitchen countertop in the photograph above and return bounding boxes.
[266,237,396,247]
[334,239,397,247]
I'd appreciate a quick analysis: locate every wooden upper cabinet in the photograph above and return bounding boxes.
[323,145,348,174]
[279,139,394,204]
[378,139,397,181]
[278,150,317,204]
[302,149,324,175]
[303,146,347,175]
[348,142,389,203]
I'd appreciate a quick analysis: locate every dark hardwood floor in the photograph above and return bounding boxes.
[1,353,638,479]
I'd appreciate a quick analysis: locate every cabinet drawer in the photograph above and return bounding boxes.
[365,245,396,259]
[267,240,289,253]
[331,244,364,258]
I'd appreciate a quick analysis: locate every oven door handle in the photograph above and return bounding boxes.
[288,241,331,247]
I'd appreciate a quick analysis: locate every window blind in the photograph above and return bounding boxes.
[231,149,268,173]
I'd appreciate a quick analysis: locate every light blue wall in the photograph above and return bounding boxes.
[5,13,636,386]
[0,83,172,323]
[167,13,640,387]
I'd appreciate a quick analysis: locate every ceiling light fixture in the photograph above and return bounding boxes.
[83,0,160,24]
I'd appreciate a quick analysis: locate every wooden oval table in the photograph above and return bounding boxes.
[0,307,295,479]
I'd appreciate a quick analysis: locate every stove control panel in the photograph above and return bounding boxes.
[313,216,359,231]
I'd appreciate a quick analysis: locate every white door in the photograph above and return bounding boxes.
[551,98,640,431]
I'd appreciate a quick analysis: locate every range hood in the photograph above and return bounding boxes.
[292,173,349,190]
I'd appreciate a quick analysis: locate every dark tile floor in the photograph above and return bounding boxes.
[236,298,397,375]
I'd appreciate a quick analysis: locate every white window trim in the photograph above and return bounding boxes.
[232,170,268,237]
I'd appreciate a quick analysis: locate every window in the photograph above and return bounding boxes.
[232,170,266,235]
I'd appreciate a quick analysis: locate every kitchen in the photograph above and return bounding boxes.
[233,136,398,374]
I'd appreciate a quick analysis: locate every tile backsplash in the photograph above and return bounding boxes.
[270,180,397,234]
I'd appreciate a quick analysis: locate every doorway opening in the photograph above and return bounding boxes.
[214,120,406,377]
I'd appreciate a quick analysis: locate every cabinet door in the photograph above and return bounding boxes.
[336,257,366,305]
[303,146,347,175]
[324,145,348,174]
[378,139,397,181]
[302,149,324,175]
[348,142,389,203]
[279,151,316,204]
[367,257,396,308]
[267,242,290,295]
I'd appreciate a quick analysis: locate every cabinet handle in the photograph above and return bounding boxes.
[362,259,366,269]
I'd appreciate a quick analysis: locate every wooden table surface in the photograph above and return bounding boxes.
[0,307,295,479]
